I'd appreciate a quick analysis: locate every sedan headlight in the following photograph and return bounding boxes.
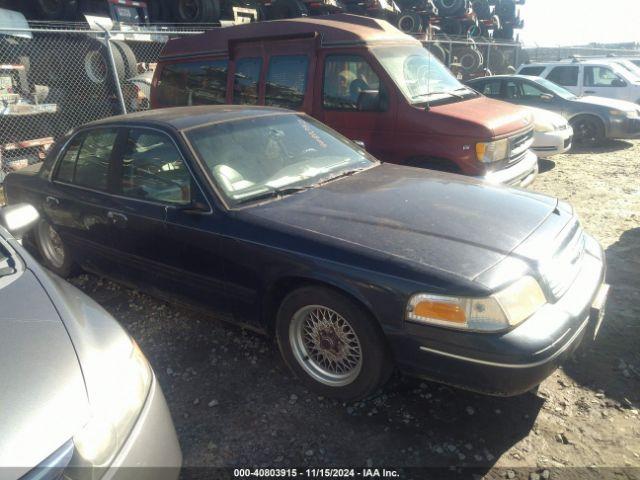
[73,339,151,467]
[476,138,509,163]
[406,276,547,332]
[609,109,638,118]
[533,119,555,133]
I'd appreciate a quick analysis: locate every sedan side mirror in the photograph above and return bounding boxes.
[0,203,39,239]
[174,200,210,215]
[540,93,554,101]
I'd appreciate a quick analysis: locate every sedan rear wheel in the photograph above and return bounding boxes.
[276,286,393,401]
[36,220,76,277]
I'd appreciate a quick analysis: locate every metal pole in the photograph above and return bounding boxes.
[99,26,127,115]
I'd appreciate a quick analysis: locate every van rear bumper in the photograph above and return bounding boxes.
[482,150,538,188]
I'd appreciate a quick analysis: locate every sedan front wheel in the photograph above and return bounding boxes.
[276,286,393,401]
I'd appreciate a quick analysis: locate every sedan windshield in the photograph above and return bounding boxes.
[186,113,376,205]
[373,45,473,104]
[534,77,577,99]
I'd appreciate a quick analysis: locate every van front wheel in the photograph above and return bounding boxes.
[276,286,393,401]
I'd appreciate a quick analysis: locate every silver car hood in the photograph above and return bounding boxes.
[0,269,89,477]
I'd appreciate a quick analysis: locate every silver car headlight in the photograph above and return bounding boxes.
[406,276,547,332]
[533,119,555,133]
[73,338,151,467]
[476,138,509,163]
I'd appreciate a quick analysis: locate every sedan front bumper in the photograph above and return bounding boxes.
[608,116,640,139]
[531,126,573,158]
[393,241,608,396]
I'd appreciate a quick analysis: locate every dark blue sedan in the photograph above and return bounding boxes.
[4,106,609,400]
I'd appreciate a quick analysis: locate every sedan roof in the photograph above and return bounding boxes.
[85,105,292,131]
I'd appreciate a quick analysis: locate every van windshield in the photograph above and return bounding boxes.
[373,45,473,104]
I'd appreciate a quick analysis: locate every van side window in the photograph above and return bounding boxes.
[546,66,579,87]
[584,66,625,87]
[265,55,309,109]
[157,60,228,106]
[120,129,191,205]
[233,57,262,105]
[323,55,384,111]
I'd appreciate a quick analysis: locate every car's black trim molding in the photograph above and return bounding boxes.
[418,315,589,369]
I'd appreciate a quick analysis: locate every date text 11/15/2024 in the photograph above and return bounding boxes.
[233,468,400,478]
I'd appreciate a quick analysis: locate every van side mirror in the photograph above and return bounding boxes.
[0,203,39,239]
[356,90,383,111]
[612,78,626,87]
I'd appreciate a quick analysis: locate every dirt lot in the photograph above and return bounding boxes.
[66,141,640,479]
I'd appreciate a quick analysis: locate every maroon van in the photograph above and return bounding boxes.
[151,14,537,186]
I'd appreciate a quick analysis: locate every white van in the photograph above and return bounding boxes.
[517,59,640,104]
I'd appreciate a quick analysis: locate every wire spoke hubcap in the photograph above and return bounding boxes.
[290,305,363,387]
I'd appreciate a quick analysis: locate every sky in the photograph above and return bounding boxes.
[517,0,640,47]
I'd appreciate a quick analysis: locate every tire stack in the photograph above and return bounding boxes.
[492,0,525,41]
[25,34,139,137]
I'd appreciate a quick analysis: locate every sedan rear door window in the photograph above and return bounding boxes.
[55,128,117,191]
[120,129,192,205]
[55,134,84,183]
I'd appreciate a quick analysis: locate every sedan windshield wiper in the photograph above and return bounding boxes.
[236,185,312,205]
[314,167,369,186]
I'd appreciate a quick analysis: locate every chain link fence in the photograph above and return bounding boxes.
[0,25,205,186]
[2,23,639,189]
[523,44,640,64]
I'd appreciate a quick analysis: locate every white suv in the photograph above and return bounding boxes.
[516,59,640,104]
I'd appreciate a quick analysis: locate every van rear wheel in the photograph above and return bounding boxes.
[276,286,393,401]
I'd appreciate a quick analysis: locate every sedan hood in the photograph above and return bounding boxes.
[243,164,559,283]
[578,95,640,112]
[0,270,89,475]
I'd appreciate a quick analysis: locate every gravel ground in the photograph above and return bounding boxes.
[66,140,640,478]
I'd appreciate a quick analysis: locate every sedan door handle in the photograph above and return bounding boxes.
[584,90,596,94]
[45,196,59,207]
[107,211,128,226]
